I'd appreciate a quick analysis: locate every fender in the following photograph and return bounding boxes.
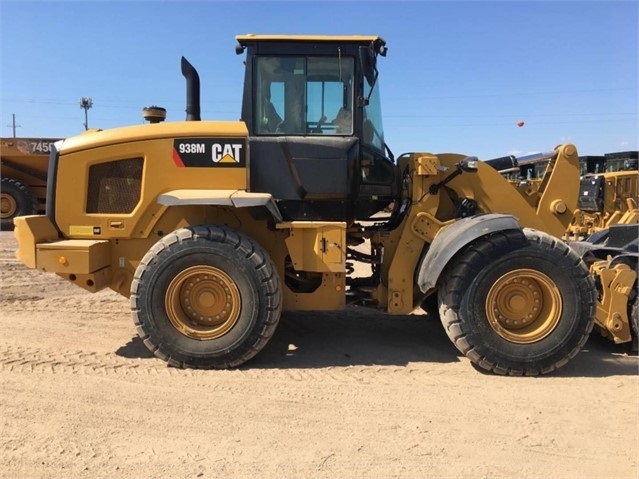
[417,213,523,292]
[157,189,283,222]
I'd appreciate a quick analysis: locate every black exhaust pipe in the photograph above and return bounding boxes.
[484,151,557,173]
[181,56,201,121]
[484,155,518,171]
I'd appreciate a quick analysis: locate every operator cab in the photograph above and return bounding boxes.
[235,35,399,222]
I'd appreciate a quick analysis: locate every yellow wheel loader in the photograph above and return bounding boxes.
[1,137,61,230]
[13,35,596,375]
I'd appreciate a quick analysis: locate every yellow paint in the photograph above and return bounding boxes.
[70,225,95,235]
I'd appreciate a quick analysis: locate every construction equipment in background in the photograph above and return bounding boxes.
[491,152,606,181]
[604,151,638,173]
[570,223,638,350]
[485,151,638,240]
[482,153,551,209]
[1,137,62,230]
[567,151,638,240]
[579,155,606,176]
[13,35,596,376]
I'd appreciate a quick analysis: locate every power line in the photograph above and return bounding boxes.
[389,87,637,101]
[2,86,634,107]
[384,112,638,119]
[0,98,241,108]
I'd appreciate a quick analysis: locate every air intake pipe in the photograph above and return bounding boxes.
[181,56,201,121]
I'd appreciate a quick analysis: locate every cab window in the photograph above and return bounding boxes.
[255,56,354,135]
[362,77,385,152]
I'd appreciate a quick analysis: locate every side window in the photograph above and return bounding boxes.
[254,56,354,136]
[306,57,354,135]
[255,58,285,134]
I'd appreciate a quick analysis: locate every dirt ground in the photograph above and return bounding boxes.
[0,230,637,479]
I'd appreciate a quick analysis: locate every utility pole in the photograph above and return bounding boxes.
[79,97,93,130]
[6,114,21,137]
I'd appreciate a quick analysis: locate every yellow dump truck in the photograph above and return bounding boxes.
[1,137,62,230]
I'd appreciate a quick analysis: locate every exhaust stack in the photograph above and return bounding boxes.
[181,56,201,121]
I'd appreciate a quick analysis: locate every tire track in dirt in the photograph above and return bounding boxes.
[1,435,109,471]
[0,344,189,376]
[0,340,459,388]
[5,299,128,315]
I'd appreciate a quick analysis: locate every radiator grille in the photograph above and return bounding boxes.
[86,158,143,214]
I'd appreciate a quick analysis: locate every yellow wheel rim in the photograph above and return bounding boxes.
[485,269,562,344]
[165,265,241,340]
[0,193,17,219]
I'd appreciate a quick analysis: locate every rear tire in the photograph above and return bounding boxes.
[438,228,595,375]
[1,178,37,231]
[131,225,282,369]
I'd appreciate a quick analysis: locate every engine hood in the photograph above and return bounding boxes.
[59,121,248,154]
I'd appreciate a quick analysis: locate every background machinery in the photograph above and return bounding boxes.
[486,150,638,241]
[13,35,597,375]
[567,151,638,239]
[1,137,62,230]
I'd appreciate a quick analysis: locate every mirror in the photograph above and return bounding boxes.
[359,45,377,87]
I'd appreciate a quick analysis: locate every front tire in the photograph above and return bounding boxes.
[438,229,595,375]
[131,225,282,369]
[1,178,37,231]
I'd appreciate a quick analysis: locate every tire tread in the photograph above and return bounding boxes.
[439,229,595,376]
[131,225,282,369]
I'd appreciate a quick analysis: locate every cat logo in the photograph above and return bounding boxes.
[173,138,246,168]
[212,143,243,163]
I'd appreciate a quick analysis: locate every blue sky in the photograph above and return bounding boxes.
[1,0,637,160]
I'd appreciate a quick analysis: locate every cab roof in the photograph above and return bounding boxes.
[236,34,385,46]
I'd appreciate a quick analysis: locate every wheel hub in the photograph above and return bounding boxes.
[165,265,241,340]
[1,193,17,219]
[486,269,562,344]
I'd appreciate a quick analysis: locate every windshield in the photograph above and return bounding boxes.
[605,158,628,172]
[362,77,385,152]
